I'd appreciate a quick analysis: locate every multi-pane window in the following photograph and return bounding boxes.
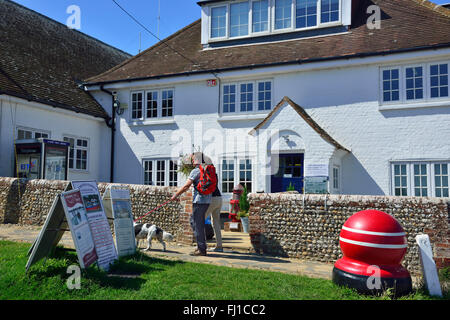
[156,160,166,186]
[223,84,236,113]
[434,164,449,198]
[391,162,450,197]
[161,90,173,118]
[208,0,343,41]
[405,66,424,101]
[321,0,339,23]
[230,2,249,37]
[221,158,253,193]
[63,137,88,171]
[257,81,272,111]
[144,160,153,185]
[211,6,227,38]
[393,164,408,196]
[222,159,235,193]
[131,92,143,120]
[296,0,318,28]
[131,88,174,121]
[430,63,449,98]
[275,0,292,30]
[382,68,400,102]
[239,159,252,193]
[333,166,339,190]
[252,0,269,33]
[169,160,178,187]
[146,91,158,118]
[413,164,428,197]
[381,62,449,105]
[17,128,49,140]
[144,159,178,186]
[223,80,272,114]
[240,83,253,112]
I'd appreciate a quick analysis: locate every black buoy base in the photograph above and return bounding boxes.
[332,267,413,297]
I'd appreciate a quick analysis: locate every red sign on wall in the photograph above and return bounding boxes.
[207,79,217,87]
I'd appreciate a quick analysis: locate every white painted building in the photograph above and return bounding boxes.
[0,0,130,182]
[84,0,450,204]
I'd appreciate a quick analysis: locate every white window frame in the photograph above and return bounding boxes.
[219,156,255,194]
[379,60,450,109]
[142,158,179,187]
[16,126,51,140]
[390,161,450,198]
[63,135,90,172]
[433,162,450,198]
[207,0,343,43]
[221,78,273,115]
[130,88,175,122]
[209,4,229,40]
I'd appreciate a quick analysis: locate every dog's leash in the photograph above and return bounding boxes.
[134,199,172,223]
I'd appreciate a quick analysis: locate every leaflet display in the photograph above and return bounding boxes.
[71,181,118,270]
[60,189,98,268]
[103,186,136,257]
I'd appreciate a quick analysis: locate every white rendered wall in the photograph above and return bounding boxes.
[89,50,450,196]
[0,96,111,182]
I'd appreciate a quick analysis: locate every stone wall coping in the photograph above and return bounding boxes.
[248,192,450,205]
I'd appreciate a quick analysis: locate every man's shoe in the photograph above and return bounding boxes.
[190,249,207,256]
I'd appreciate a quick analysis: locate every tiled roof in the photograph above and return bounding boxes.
[85,0,450,85]
[249,96,350,152]
[0,0,131,119]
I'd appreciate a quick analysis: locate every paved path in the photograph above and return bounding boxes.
[0,224,333,280]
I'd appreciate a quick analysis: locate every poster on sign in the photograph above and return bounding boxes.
[102,186,136,257]
[60,189,98,269]
[71,181,117,271]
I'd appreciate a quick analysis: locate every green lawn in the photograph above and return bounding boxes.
[0,240,447,300]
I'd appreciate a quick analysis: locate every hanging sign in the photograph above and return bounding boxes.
[103,186,136,257]
[60,189,98,268]
[71,181,118,271]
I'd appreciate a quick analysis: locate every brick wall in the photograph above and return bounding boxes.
[248,193,450,275]
[0,178,194,245]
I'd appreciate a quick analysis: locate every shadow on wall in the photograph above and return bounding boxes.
[250,232,289,258]
[341,153,384,195]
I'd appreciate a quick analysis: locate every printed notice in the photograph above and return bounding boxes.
[61,189,98,269]
[71,181,117,270]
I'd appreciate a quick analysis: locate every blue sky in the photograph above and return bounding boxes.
[10,0,450,56]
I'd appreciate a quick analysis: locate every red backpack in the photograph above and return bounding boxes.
[196,164,217,195]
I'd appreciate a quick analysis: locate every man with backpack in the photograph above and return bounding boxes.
[171,152,217,256]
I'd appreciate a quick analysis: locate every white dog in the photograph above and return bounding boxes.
[134,222,174,252]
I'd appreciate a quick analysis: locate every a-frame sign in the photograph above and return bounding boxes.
[26,181,118,272]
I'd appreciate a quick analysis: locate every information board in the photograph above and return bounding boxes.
[304,176,329,194]
[60,189,98,268]
[71,181,118,271]
[102,186,136,257]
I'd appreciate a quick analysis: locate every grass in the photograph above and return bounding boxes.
[0,240,448,300]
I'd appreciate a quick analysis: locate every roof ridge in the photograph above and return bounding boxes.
[3,0,132,57]
[85,19,201,83]
[409,0,450,18]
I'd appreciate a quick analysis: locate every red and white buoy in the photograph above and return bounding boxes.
[332,210,412,296]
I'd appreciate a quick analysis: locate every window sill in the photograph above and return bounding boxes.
[129,118,176,126]
[217,113,268,122]
[69,169,89,174]
[379,100,450,111]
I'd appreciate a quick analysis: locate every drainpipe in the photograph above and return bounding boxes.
[100,85,116,183]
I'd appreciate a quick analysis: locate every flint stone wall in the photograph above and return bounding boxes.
[0,178,194,244]
[248,193,450,275]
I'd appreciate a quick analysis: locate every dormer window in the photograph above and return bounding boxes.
[200,0,351,46]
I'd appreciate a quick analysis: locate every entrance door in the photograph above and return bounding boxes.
[271,153,304,193]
